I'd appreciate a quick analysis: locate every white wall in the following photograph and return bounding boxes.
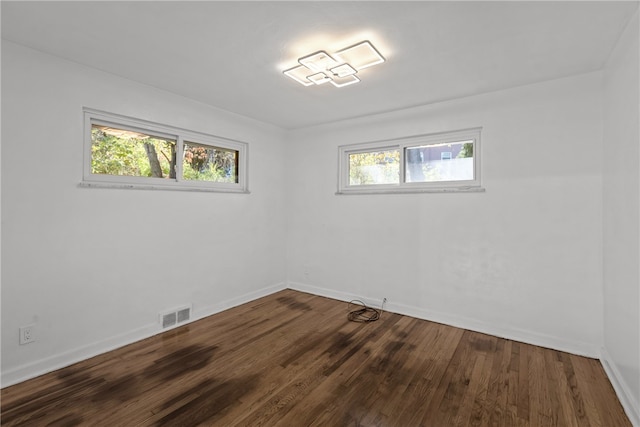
[286,72,604,357]
[0,41,287,386]
[602,9,640,426]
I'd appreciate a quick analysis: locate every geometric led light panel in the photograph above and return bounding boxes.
[299,51,339,73]
[283,65,314,86]
[307,72,332,85]
[329,63,357,78]
[334,41,385,70]
[330,74,360,88]
[283,40,385,88]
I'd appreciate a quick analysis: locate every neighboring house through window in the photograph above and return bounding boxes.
[338,127,483,194]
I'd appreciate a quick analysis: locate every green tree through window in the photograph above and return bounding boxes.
[91,126,175,179]
[84,108,248,192]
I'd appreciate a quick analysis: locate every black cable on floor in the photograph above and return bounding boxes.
[347,299,382,323]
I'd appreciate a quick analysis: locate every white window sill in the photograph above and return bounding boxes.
[79,181,250,194]
[336,186,485,195]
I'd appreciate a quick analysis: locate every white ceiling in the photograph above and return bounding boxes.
[2,1,637,129]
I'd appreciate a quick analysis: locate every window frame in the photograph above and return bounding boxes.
[337,127,483,194]
[82,108,249,193]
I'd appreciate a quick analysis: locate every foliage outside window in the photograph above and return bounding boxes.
[83,109,247,192]
[338,128,482,194]
[349,149,400,185]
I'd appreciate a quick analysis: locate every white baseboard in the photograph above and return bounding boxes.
[192,282,287,323]
[288,282,371,306]
[287,281,599,358]
[1,324,157,388]
[1,282,287,388]
[600,347,640,427]
[0,281,610,395]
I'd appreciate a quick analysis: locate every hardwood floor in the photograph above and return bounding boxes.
[1,290,631,426]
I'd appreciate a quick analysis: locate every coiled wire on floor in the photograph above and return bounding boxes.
[347,299,384,323]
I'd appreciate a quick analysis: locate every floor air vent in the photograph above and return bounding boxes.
[160,305,191,329]
[162,312,177,328]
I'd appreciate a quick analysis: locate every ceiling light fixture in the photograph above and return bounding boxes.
[307,72,332,85]
[283,40,385,88]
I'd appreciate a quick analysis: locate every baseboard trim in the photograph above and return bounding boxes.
[287,281,599,358]
[1,324,157,389]
[1,281,605,390]
[600,347,640,427]
[1,282,287,388]
[192,282,287,323]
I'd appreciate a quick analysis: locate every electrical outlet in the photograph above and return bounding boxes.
[19,325,35,345]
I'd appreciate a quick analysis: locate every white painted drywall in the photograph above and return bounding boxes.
[602,9,640,425]
[0,41,287,385]
[286,72,604,356]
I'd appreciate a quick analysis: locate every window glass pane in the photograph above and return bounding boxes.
[91,124,176,179]
[183,142,238,183]
[349,149,400,185]
[405,140,474,183]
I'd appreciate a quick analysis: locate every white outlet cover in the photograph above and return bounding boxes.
[19,325,35,345]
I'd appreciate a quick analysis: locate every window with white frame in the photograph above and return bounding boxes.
[338,128,482,194]
[82,109,248,192]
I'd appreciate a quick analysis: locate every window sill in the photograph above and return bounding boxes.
[336,186,485,195]
[79,181,250,194]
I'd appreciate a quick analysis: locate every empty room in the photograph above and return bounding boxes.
[1,1,639,426]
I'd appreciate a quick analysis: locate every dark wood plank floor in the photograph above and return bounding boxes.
[1,290,631,426]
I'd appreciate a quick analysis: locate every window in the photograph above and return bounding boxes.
[349,149,400,185]
[83,109,248,192]
[338,128,482,194]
